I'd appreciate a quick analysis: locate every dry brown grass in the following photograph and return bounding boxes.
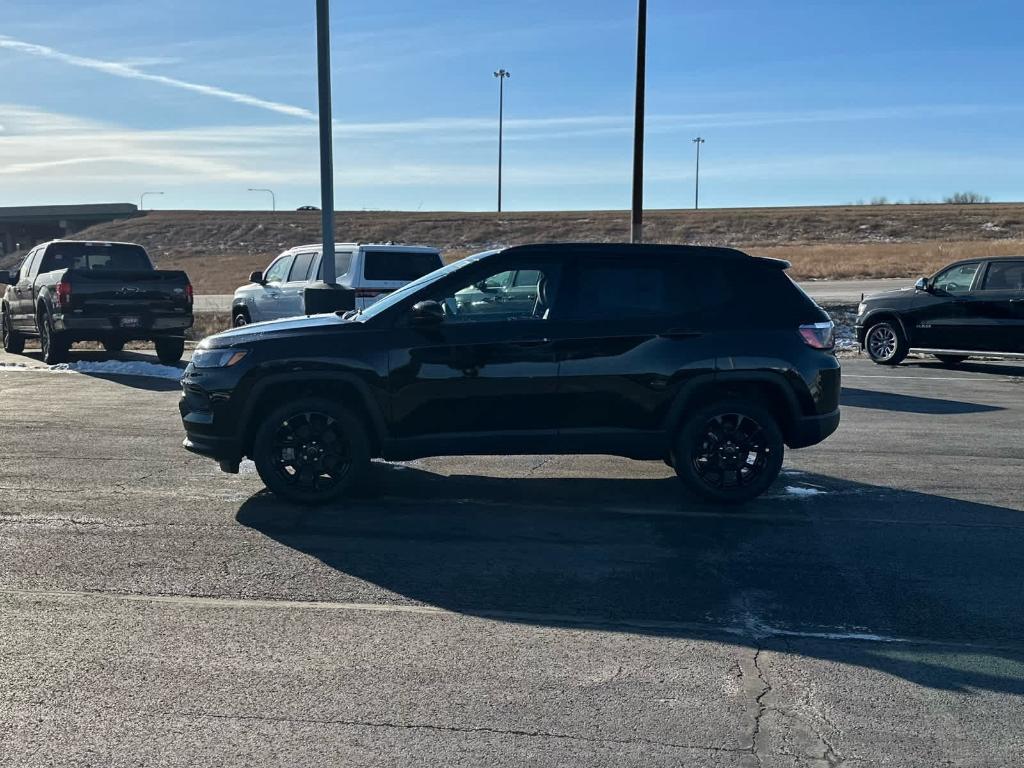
[749,239,1024,280]
[18,203,1024,292]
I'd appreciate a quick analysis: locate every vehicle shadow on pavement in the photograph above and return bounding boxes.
[236,464,1024,696]
[840,387,1004,414]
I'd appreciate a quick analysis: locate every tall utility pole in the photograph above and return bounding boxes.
[317,0,336,286]
[692,137,705,210]
[494,68,511,213]
[247,188,276,211]
[631,0,647,243]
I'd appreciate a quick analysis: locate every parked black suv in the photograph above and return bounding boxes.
[856,256,1024,365]
[180,244,841,504]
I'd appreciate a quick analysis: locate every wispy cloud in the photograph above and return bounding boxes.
[0,35,316,121]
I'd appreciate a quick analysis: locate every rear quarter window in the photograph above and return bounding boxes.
[363,251,442,282]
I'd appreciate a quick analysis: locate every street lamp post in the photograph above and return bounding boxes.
[692,137,705,210]
[139,191,164,210]
[247,188,276,211]
[494,68,511,213]
[631,0,647,243]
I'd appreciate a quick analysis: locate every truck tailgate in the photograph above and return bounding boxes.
[66,269,192,314]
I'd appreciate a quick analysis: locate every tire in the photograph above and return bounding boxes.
[2,308,25,354]
[674,399,785,504]
[38,312,69,364]
[935,354,968,366]
[864,320,908,365]
[155,337,185,365]
[232,309,250,328]
[103,339,125,355]
[252,397,370,505]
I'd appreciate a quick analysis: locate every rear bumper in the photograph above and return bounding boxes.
[53,312,193,337]
[788,408,841,449]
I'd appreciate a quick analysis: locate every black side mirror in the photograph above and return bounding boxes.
[914,277,931,292]
[0,270,13,285]
[409,300,445,326]
[249,271,265,285]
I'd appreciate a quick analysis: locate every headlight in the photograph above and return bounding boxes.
[190,348,249,369]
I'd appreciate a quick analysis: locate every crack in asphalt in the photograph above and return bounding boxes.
[146,708,750,754]
[750,647,770,767]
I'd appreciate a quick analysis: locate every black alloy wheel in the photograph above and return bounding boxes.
[2,309,25,354]
[675,400,784,503]
[39,313,68,364]
[253,397,370,505]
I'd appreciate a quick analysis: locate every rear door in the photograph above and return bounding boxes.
[250,253,295,322]
[12,248,42,329]
[357,249,443,309]
[974,260,1024,352]
[553,253,721,442]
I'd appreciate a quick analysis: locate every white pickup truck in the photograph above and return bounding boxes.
[231,243,443,326]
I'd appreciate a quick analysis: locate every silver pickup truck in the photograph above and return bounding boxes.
[231,243,443,326]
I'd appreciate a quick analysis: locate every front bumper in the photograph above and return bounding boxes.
[788,408,841,449]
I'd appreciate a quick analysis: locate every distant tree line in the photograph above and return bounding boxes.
[848,192,992,205]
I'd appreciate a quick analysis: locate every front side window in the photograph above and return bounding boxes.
[264,254,295,284]
[288,252,317,282]
[932,263,980,294]
[436,265,558,323]
[981,261,1024,291]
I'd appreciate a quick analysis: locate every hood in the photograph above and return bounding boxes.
[201,312,354,348]
[863,286,916,302]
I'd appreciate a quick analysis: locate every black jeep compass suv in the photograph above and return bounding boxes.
[180,244,840,504]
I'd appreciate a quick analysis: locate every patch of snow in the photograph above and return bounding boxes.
[49,361,183,380]
[239,459,258,474]
[784,485,827,497]
[981,222,1004,232]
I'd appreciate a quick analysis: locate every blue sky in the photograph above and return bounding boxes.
[1,0,1022,211]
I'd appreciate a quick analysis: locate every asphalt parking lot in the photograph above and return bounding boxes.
[1,350,1023,767]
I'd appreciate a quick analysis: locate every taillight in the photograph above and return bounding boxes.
[55,280,72,309]
[799,321,835,350]
[185,283,194,305]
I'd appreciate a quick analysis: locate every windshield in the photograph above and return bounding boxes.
[357,250,496,321]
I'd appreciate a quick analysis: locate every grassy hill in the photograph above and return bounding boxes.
[10,204,1024,293]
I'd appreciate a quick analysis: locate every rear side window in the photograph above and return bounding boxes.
[981,261,1024,291]
[288,252,317,282]
[39,243,152,273]
[363,251,441,282]
[316,252,354,281]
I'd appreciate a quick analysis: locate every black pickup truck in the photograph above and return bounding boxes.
[0,240,193,364]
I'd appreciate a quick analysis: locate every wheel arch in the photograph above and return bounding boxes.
[859,310,909,344]
[239,371,387,458]
[665,372,802,447]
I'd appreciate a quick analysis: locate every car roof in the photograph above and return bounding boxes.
[286,243,441,254]
[495,242,787,267]
[34,239,144,248]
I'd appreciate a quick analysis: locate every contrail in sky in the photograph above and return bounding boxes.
[0,36,316,121]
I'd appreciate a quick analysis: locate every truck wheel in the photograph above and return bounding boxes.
[38,313,69,364]
[232,309,250,328]
[2,309,25,354]
[864,320,908,365]
[252,397,370,505]
[674,399,784,504]
[103,339,125,355]
[155,337,185,365]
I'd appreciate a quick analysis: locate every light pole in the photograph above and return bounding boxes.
[494,68,511,213]
[692,137,705,210]
[139,191,164,210]
[248,188,276,211]
[317,0,336,287]
[631,0,647,243]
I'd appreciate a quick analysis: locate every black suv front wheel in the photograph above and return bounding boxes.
[674,400,784,504]
[252,397,370,505]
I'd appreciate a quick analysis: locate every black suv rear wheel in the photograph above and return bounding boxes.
[252,397,370,505]
[674,399,784,503]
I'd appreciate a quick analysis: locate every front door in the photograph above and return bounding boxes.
[276,250,317,320]
[250,253,295,322]
[910,261,983,350]
[11,248,41,330]
[388,259,563,445]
